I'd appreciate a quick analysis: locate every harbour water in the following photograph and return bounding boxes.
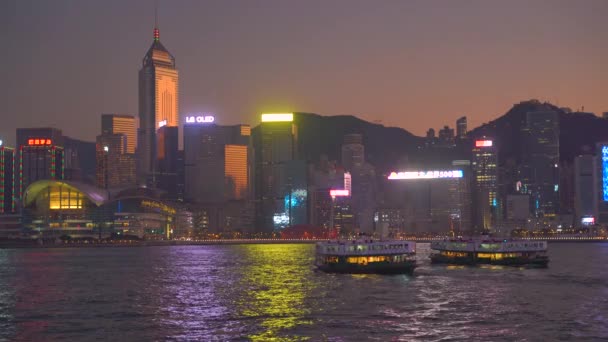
[0,243,607,341]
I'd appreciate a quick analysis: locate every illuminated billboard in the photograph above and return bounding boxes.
[27,139,52,146]
[329,189,350,197]
[388,170,464,180]
[261,113,293,122]
[475,140,493,147]
[158,120,167,128]
[185,115,215,124]
[603,146,608,201]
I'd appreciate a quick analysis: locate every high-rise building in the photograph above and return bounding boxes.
[156,125,179,198]
[456,116,467,139]
[64,137,96,183]
[438,125,455,146]
[520,110,560,217]
[95,133,136,189]
[341,134,364,170]
[16,128,65,202]
[101,114,137,154]
[574,154,598,226]
[253,113,305,232]
[138,25,179,186]
[184,118,250,202]
[0,142,15,214]
[471,138,498,232]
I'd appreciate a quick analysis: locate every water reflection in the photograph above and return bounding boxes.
[235,244,316,341]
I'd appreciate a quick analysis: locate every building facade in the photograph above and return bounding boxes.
[471,138,498,232]
[101,114,137,154]
[0,145,15,214]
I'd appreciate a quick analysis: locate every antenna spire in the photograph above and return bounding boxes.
[153,0,159,41]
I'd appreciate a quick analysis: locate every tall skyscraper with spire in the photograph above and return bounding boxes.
[137,23,179,186]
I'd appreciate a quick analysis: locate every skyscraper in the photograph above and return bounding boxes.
[471,138,498,232]
[138,25,179,186]
[16,128,65,202]
[574,154,597,226]
[456,116,467,139]
[253,113,303,232]
[520,110,560,217]
[341,134,364,171]
[0,143,15,214]
[95,133,136,189]
[101,114,137,154]
[156,125,179,198]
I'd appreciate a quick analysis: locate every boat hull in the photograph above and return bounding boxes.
[430,254,549,268]
[317,260,417,274]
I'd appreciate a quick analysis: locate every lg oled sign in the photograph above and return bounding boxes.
[185,115,215,124]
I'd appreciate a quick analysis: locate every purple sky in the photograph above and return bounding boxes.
[2,0,607,146]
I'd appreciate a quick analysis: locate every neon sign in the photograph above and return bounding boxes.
[330,189,350,197]
[581,217,595,225]
[261,113,293,122]
[388,170,464,180]
[28,138,52,146]
[602,146,608,201]
[185,115,215,124]
[475,140,493,147]
[158,120,167,128]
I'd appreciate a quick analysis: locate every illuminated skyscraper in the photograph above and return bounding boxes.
[472,138,498,232]
[138,25,179,186]
[101,114,137,154]
[253,113,305,231]
[184,120,250,202]
[16,128,65,202]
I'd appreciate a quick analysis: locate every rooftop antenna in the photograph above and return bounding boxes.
[153,0,160,41]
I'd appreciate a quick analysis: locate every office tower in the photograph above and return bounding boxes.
[156,125,179,198]
[471,138,498,232]
[520,110,560,216]
[95,133,136,189]
[253,113,303,231]
[574,155,598,226]
[456,116,467,139]
[101,114,137,154]
[0,143,14,213]
[341,134,364,171]
[438,125,455,146]
[184,119,251,202]
[64,137,96,183]
[16,128,65,201]
[138,24,179,186]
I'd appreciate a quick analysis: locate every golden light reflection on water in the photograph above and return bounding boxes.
[236,244,316,341]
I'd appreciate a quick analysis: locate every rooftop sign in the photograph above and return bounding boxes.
[475,140,493,147]
[388,170,464,180]
[330,189,350,197]
[261,113,294,122]
[185,115,215,124]
[27,138,52,146]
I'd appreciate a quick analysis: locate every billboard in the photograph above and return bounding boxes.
[603,146,608,201]
[388,170,464,180]
[475,140,493,147]
[261,113,294,122]
[329,189,350,197]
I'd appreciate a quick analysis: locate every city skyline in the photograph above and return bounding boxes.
[2,0,608,146]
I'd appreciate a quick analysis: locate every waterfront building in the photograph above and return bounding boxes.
[95,133,136,189]
[101,114,137,154]
[0,143,15,214]
[471,138,498,232]
[15,128,65,204]
[137,24,179,186]
[253,113,306,232]
[574,154,598,226]
[520,110,560,217]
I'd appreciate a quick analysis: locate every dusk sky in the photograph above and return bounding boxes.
[2,0,607,146]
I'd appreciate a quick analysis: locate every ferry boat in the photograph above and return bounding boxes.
[315,238,417,274]
[430,238,549,267]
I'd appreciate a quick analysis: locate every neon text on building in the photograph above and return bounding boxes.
[475,140,493,147]
[185,116,215,124]
[388,170,464,180]
[330,189,350,197]
[28,139,52,146]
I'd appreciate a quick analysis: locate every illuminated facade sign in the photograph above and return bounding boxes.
[344,172,352,192]
[581,217,595,225]
[388,170,464,180]
[27,139,52,146]
[603,146,608,201]
[475,140,493,147]
[261,113,294,122]
[185,115,215,124]
[158,120,167,128]
[330,189,350,197]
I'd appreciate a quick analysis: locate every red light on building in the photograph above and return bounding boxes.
[27,138,52,146]
[329,189,350,197]
[475,140,493,147]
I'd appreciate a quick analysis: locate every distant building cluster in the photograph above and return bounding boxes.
[0,27,606,240]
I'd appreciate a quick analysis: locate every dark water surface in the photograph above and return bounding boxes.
[0,243,607,341]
